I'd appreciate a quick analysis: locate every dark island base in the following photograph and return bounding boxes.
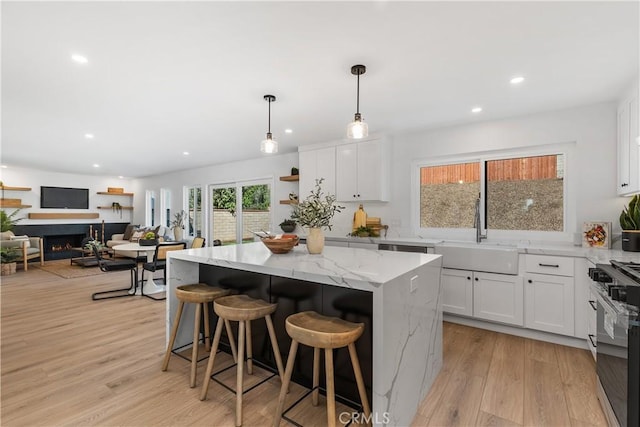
[199,264,373,407]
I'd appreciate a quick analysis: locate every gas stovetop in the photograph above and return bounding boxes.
[590,260,640,305]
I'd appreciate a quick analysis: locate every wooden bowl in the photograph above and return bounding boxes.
[261,236,298,254]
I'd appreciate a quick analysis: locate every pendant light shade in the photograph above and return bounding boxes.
[261,94,278,154]
[347,64,368,139]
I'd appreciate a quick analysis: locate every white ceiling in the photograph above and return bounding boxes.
[2,1,638,178]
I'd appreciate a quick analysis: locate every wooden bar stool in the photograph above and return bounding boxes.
[200,294,285,427]
[273,311,371,427]
[162,284,237,388]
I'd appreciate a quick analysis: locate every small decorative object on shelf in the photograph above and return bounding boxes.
[620,194,640,252]
[291,167,299,176]
[291,178,343,254]
[107,187,124,194]
[112,202,122,217]
[288,192,298,201]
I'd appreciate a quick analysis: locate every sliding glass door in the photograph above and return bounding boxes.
[209,179,272,245]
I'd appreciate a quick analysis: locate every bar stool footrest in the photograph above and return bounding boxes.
[169,341,213,364]
[281,386,364,427]
[210,358,277,396]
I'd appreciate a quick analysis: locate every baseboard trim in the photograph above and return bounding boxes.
[597,377,621,427]
[443,314,588,350]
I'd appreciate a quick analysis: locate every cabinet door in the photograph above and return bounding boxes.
[299,147,336,198]
[336,143,358,201]
[473,272,523,326]
[618,86,640,195]
[356,139,383,201]
[441,268,473,316]
[525,273,574,336]
[587,288,597,360]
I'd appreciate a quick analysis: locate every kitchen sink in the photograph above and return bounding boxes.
[434,242,519,274]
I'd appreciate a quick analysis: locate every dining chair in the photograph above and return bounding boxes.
[91,244,139,301]
[191,237,205,248]
[141,242,187,300]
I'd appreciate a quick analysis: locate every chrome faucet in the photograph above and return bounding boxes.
[474,195,487,243]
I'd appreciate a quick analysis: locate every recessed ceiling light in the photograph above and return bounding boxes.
[285,129,293,134]
[118,176,124,179]
[1,165,7,169]
[71,54,88,64]
[84,133,94,139]
[92,164,100,168]
[471,107,483,113]
[510,76,525,85]
[182,151,190,156]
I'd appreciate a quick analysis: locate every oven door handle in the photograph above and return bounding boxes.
[589,300,597,311]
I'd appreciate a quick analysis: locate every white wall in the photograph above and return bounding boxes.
[0,166,135,226]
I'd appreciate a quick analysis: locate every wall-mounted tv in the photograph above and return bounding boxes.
[40,186,89,209]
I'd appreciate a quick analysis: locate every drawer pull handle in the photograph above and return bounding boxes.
[538,263,560,268]
[588,300,597,311]
[588,334,597,348]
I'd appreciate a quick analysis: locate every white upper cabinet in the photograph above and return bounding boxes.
[299,146,336,199]
[617,78,640,196]
[335,137,390,202]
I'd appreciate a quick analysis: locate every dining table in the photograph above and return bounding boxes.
[112,242,165,295]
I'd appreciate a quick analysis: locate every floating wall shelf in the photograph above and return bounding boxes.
[0,186,32,191]
[279,175,299,182]
[279,200,298,205]
[97,192,134,196]
[0,203,32,208]
[28,213,100,220]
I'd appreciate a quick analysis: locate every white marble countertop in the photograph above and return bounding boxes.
[312,235,640,264]
[169,241,442,288]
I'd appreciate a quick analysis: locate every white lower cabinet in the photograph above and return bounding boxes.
[441,268,473,316]
[473,272,524,326]
[524,273,575,336]
[442,268,523,326]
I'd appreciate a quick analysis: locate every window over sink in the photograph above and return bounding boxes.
[416,151,566,236]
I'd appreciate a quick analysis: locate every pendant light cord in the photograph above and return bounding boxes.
[356,73,360,114]
[267,98,271,134]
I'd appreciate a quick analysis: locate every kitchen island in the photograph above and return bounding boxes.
[167,242,442,426]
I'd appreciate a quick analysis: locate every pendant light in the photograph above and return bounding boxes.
[261,94,278,154]
[347,64,368,139]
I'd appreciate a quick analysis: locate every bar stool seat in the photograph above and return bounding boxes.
[273,311,371,427]
[200,294,285,427]
[162,284,235,388]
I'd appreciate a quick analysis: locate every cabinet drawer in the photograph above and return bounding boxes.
[525,255,574,277]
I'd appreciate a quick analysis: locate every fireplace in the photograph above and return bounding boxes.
[12,222,129,262]
[44,234,85,260]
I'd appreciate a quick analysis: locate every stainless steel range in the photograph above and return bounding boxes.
[589,261,640,427]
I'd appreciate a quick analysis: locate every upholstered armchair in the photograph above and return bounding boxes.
[0,231,44,271]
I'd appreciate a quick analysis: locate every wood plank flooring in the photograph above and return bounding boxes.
[1,261,607,426]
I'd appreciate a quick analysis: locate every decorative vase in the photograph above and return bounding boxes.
[173,227,183,242]
[622,230,640,252]
[306,227,325,254]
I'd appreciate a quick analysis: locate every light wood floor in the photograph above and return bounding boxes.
[1,261,607,426]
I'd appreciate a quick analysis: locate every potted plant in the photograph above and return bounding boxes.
[620,194,640,251]
[0,209,21,233]
[111,202,123,218]
[139,231,158,246]
[279,219,296,233]
[172,210,186,241]
[349,225,375,238]
[291,178,343,254]
[0,246,20,275]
